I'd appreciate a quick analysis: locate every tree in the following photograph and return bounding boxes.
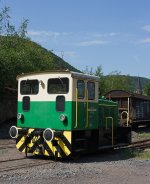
[95,65,103,77]
[94,65,106,96]
[82,66,94,75]
[103,70,135,93]
[83,65,106,96]
[18,19,29,39]
[144,82,150,96]
[0,36,78,93]
[0,5,28,38]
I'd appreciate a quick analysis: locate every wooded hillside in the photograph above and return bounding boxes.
[0,36,78,93]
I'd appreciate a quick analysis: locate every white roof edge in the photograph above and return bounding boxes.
[16,70,100,81]
[71,71,100,81]
[16,70,72,80]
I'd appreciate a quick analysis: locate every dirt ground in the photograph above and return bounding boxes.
[0,124,150,184]
[0,139,150,184]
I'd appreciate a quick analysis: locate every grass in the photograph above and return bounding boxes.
[138,132,150,139]
[125,149,150,159]
[129,127,150,159]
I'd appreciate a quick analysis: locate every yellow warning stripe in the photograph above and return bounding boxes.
[15,128,72,158]
[16,136,25,150]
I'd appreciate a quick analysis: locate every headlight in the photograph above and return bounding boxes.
[17,113,23,120]
[59,114,66,122]
[9,126,27,138]
[43,128,54,142]
[9,126,18,138]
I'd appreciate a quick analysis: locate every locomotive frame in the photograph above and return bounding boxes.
[9,71,131,158]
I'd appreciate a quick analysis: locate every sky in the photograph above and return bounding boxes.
[1,0,150,78]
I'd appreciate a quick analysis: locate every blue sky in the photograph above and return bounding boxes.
[1,0,150,78]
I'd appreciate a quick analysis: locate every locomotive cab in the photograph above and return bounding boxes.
[9,71,100,158]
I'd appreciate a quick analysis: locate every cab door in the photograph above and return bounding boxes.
[74,79,86,129]
[73,79,99,129]
[86,81,98,129]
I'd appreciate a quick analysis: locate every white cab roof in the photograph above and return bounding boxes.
[17,70,100,81]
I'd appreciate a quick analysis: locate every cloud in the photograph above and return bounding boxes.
[142,25,150,32]
[77,40,108,46]
[27,30,71,43]
[108,32,118,37]
[93,32,119,38]
[27,30,118,47]
[75,32,119,47]
[139,38,150,44]
[138,25,150,44]
[28,30,62,38]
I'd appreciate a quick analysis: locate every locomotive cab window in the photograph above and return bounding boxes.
[20,80,39,95]
[22,96,30,111]
[87,82,95,100]
[56,96,65,112]
[77,80,85,99]
[48,78,69,94]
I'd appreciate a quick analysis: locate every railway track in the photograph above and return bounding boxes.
[0,142,15,146]
[0,156,55,173]
[116,139,150,150]
[0,140,15,146]
[114,139,150,151]
[0,141,55,173]
[0,139,149,174]
[129,139,150,150]
[0,143,16,150]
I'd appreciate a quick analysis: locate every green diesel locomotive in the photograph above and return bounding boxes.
[9,71,131,158]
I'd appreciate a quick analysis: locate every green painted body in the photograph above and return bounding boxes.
[17,101,99,130]
[72,102,99,129]
[98,98,118,128]
[17,97,118,131]
[17,101,72,130]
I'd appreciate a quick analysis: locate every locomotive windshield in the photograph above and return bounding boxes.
[20,80,39,95]
[48,77,69,94]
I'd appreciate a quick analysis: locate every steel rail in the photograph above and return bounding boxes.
[0,158,55,173]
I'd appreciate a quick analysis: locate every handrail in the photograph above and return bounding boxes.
[127,97,130,126]
[120,111,129,127]
[85,89,88,128]
[74,88,78,128]
[105,117,114,146]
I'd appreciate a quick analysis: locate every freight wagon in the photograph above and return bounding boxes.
[105,90,150,127]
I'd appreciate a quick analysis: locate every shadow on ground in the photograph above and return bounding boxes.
[24,147,135,164]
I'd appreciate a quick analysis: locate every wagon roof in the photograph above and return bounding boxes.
[16,70,100,81]
[105,90,150,100]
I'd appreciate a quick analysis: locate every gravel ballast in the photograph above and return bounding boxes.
[0,148,150,184]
